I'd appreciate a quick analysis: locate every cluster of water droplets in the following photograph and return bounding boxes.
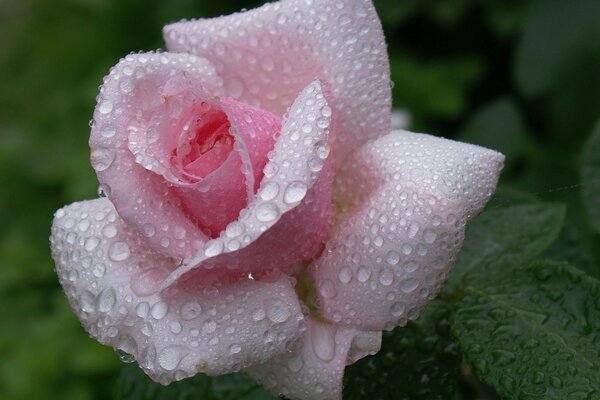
[246,319,381,400]
[309,131,503,331]
[163,80,333,284]
[163,0,392,164]
[89,51,227,262]
[51,198,306,384]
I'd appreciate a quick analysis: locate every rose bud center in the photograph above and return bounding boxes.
[171,103,233,183]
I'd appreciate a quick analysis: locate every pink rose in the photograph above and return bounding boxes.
[50,1,504,399]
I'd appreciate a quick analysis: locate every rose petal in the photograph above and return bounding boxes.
[163,0,391,164]
[51,198,304,383]
[311,131,505,330]
[173,98,282,235]
[90,52,227,259]
[163,80,333,287]
[245,318,381,400]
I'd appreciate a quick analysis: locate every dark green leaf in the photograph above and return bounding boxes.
[451,260,600,399]
[544,221,599,278]
[445,203,565,292]
[344,302,461,400]
[117,363,277,400]
[515,0,600,97]
[581,120,600,234]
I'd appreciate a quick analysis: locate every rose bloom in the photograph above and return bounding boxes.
[50,0,504,399]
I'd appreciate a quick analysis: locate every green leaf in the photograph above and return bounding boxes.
[117,363,278,400]
[544,221,599,278]
[459,97,528,169]
[515,0,600,97]
[581,120,600,234]
[445,203,565,292]
[391,55,483,123]
[451,260,600,399]
[343,302,461,400]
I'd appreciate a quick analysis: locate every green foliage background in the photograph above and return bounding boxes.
[0,0,599,399]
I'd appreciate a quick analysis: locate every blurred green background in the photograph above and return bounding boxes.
[0,0,599,399]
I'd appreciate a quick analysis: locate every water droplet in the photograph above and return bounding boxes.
[109,241,130,261]
[158,345,187,371]
[319,279,337,299]
[98,100,113,114]
[391,301,406,317]
[204,240,224,257]
[423,229,437,244]
[180,301,202,320]
[102,224,117,238]
[101,126,116,138]
[77,219,91,232]
[357,266,371,282]
[253,308,266,321]
[115,349,136,363]
[136,302,150,318]
[287,356,304,372]
[400,278,419,293]
[407,222,420,238]
[338,267,352,283]
[385,250,400,265]
[225,221,244,238]
[98,288,116,312]
[256,203,279,222]
[202,319,217,335]
[92,262,106,278]
[229,343,242,354]
[283,181,308,204]
[150,301,168,320]
[379,267,394,286]
[267,303,291,323]
[169,321,182,334]
[314,141,330,159]
[84,236,100,252]
[91,148,116,171]
[311,323,336,361]
[259,182,280,201]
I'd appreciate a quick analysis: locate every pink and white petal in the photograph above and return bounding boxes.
[220,97,282,193]
[245,319,381,400]
[51,198,304,383]
[90,52,228,259]
[163,0,391,163]
[164,80,333,287]
[312,131,505,331]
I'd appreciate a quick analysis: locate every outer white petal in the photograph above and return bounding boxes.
[163,0,391,163]
[245,318,381,400]
[51,198,304,384]
[311,131,505,330]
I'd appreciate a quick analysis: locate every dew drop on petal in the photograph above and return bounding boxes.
[98,100,113,114]
[283,181,308,204]
[180,301,202,320]
[158,345,186,371]
[267,303,291,323]
[256,203,279,222]
[229,343,242,354]
[115,349,136,363]
[150,301,168,320]
[98,288,116,312]
[311,323,336,362]
[109,241,130,261]
[91,148,116,172]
